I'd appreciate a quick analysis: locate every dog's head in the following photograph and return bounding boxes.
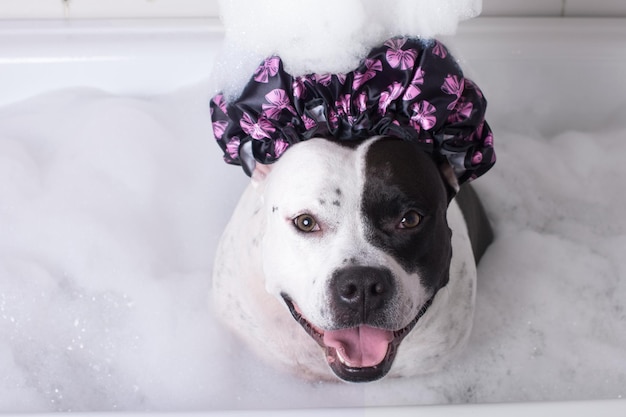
[257,136,457,382]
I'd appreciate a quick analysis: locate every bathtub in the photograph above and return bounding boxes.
[1,16,625,416]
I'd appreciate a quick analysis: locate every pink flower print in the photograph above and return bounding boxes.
[314,74,333,86]
[212,120,228,140]
[225,137,240,160]
[442,74,465,110]
[352,58,383,90]
[442,74,463,97]
[293,76,308,99]
[273,138,289,158]
[448,99,473,123]
[254,56,280,83]
[410,100,437,131]
[378,82,403,115]
[355,92,368,112]
[302,114,317,130]
[335,94,356,125]
[432,41,448,59]
[457,100,473,119]
[471,151,483,165]
[384,38,418,70]
[464,78,483,98]
[328,109,340,130]
[212,94,228,115]
[240,112,275,139]
[336,73,347,85]
[262,89,296,120]
[484,131,494,147]
[384,38,406,48]
[403,67,425,101]
[335,94,350,114]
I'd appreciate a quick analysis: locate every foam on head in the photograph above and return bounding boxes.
[212,0,482,100]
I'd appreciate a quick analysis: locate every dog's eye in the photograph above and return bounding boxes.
[293,214,320,233]
[398,210,421,229]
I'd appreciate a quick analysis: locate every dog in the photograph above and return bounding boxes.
[212,136,493,382]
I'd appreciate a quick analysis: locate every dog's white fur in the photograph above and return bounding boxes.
[212,137,476,380]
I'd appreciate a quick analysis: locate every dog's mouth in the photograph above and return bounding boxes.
[282,294,433,383]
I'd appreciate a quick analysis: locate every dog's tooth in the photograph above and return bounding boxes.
[336,349,348,365]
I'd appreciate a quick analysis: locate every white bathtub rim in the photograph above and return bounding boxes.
[2,17,626,107]
[5,398,626,417]
[1,16,626,415]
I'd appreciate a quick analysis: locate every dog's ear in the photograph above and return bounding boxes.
[439,160,460,203]
[239,141,273,187]
[251,163,272,187]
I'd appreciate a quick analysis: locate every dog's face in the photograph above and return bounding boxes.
[260,137,454,382]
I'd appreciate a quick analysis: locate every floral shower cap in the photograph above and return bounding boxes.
[210,37,495,184]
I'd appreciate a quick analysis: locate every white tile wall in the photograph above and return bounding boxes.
[0,0,219,19]
[0,0,625,19]
[0,0,65,19]
[565,0,626,16]
[482,0,564,17]
[66,0,219,19]
[482,0,626,17]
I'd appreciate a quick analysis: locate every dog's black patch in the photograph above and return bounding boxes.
[361,138,452,291]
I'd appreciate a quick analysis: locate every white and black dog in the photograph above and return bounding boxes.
[212,136,492,382]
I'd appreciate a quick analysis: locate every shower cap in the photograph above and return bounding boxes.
[210,37,495,184]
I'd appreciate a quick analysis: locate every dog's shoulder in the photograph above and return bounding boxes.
[454,184,493,264]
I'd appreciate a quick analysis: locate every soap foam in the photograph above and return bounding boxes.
[0,83,625,411]
[212,0,481,99]
[1,0,626,409]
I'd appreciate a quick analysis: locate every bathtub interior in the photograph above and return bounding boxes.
[0,17,626,415]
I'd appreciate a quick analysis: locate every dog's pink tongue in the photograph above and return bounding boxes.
[323,326,393,368]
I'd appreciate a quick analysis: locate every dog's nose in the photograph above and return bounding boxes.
[330,266,395,324]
